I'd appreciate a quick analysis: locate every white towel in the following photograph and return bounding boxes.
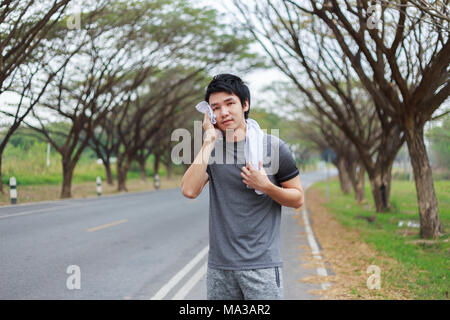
[195,101,216,124]
[245,118,264,195]
[195,101,265,195]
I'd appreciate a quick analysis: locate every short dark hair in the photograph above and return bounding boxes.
[205,74,250,119]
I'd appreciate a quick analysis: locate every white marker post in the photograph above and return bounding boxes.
[154,174,160,190]
[46,143,51,167]
[10,177,17,204]
[96,176,102,196]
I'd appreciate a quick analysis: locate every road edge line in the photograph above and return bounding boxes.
[150,245,209,300]
[302,200,331,290]
[172,262,208,300]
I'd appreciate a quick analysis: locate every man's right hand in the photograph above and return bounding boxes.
[203,111,220,145]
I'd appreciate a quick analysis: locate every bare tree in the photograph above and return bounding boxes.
[0,0,71,89]
[385,0,450,29]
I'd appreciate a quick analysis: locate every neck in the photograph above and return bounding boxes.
[224,119,247,142]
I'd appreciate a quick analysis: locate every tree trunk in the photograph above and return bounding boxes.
[0,122,20,194]
[138,159,147,181]
[345,157,366,203]
[405,125,444,239]
[367,163,393,212]
[60,159,75,199]
[336,157,352,194]
[165,161,172,179]
[104,160,114,185]
[117,158,131,192]
[154,153,160,177]
[354,163,366,203]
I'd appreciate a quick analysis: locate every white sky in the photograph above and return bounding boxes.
[197,0,289,112]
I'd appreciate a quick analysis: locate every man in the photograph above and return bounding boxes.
[181,74,303,300]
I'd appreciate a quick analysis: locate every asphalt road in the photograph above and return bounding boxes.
[0,170,336,300]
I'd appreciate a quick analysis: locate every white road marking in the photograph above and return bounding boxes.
[302,204,331,290]
[150,245,209,300]
[0,204,82,220]
[172,262,207,300]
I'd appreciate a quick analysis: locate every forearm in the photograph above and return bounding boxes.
[181,142,214,197]
[262,182,304,209]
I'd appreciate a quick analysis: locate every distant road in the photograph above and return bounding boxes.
[0,170,336,299]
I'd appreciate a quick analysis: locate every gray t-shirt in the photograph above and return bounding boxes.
[206,134,299,270]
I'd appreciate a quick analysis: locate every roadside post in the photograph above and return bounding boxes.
[154,174,160,190]
[10,177,17,204]
[96,176,102,196]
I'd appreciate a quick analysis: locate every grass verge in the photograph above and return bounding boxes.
[306,178,449,300]
[0,175,182,206]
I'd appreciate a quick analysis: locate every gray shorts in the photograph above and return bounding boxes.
[206,266,283,300]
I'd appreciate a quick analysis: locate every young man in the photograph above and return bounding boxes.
[181,74,304,300]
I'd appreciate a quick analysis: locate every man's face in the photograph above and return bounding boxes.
[209,92,248,132]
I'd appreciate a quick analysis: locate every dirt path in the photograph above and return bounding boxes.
[302,187,415,299]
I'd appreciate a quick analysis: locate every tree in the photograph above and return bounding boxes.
[89,111,118,185]
[427,115,450,170]
[111,67,206,191]
[273,81,367,202]
[301,0,447,238]
[232,0,401,210]
[25,1,155,198]
[24,0,265,197]
[386,0,450,28]
[233,0,448,238]
[0,0,71,193]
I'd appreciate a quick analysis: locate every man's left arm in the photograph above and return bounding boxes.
[241,162,304,209]
[263,175,304,209]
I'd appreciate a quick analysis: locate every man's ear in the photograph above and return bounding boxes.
[243,99,249,112]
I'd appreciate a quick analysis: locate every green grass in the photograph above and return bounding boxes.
[313,178,450,300]
[1,142,181,186]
